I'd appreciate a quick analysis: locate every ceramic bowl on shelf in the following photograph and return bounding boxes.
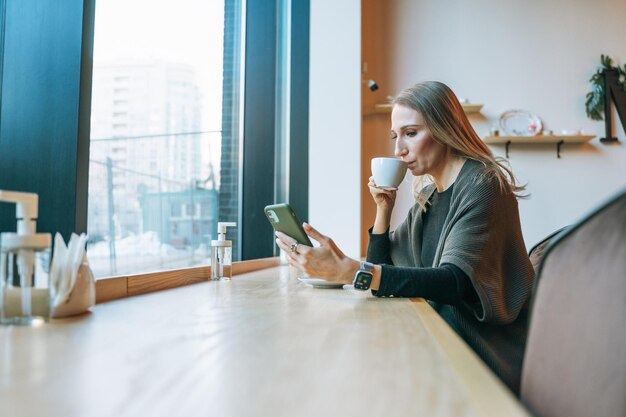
[559,129,583,136]
[499,110,542,136]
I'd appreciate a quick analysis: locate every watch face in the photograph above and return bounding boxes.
[354,271,373,290]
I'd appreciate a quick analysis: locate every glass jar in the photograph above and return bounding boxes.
[0,243,52,325]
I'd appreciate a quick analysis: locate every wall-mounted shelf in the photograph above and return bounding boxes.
[483,135,595,158]
[366,102,484,116]
[460,103,483,113]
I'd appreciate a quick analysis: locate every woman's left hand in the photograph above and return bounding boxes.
[275,223,359,284]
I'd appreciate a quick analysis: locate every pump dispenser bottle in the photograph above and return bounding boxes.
[211,222,236,280]
[0,190,52,325]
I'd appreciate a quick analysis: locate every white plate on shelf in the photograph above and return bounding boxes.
[499,110,542,136]
[297,277,346,289]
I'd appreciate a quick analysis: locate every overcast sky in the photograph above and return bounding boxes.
[93,0,226,132]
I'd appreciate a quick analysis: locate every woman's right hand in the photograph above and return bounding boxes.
[368,176,397,211]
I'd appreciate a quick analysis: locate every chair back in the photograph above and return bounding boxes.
[528,226,570,272]
[521,190,626,417]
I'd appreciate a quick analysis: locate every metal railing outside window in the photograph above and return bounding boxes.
[87,131,221,277]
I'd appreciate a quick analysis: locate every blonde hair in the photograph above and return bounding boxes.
[392,81,526,208]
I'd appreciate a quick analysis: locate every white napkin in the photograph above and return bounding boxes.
[50,233,66,293]
[50,232,93,315]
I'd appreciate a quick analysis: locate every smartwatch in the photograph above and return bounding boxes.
[353,261,374,291]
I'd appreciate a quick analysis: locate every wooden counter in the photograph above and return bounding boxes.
[0,266,529,417]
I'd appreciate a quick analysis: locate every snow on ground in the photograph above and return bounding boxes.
[87,231,209,278]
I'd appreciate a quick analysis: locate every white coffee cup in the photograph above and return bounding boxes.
[371,157,408,189]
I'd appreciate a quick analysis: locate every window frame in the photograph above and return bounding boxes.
[0,0,5,126]
[240,0,309,260]
[0,0,94,239]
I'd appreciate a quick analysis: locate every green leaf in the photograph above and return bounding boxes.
[585,54,626,120]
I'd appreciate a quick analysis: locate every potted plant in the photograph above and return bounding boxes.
[585,54,626,121]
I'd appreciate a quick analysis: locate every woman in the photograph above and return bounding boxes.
[275,81,535,394]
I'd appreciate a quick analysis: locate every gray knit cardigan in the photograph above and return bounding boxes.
[389,159,535,392]
[390,159,534,323]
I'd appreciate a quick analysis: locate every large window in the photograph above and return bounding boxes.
[0,0,308,275]
[87,0,241,277]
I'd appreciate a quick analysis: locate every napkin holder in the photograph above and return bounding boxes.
[52,255,95,318]
[50,233,96,318]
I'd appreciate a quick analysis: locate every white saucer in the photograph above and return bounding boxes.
[297,277,346,289]
[374,185,398,191]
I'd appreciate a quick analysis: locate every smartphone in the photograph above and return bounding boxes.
[264,203,313,246]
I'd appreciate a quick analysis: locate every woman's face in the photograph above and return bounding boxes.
[390,104,448,177]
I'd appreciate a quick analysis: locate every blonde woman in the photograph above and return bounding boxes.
[276,81,535,394]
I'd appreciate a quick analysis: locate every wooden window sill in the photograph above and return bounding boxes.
[95,257,281,303]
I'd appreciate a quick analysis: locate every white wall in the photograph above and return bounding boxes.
[309,0,362,257]
[387,0,626,248]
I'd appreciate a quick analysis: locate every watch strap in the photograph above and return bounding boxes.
[360,261,374,273]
